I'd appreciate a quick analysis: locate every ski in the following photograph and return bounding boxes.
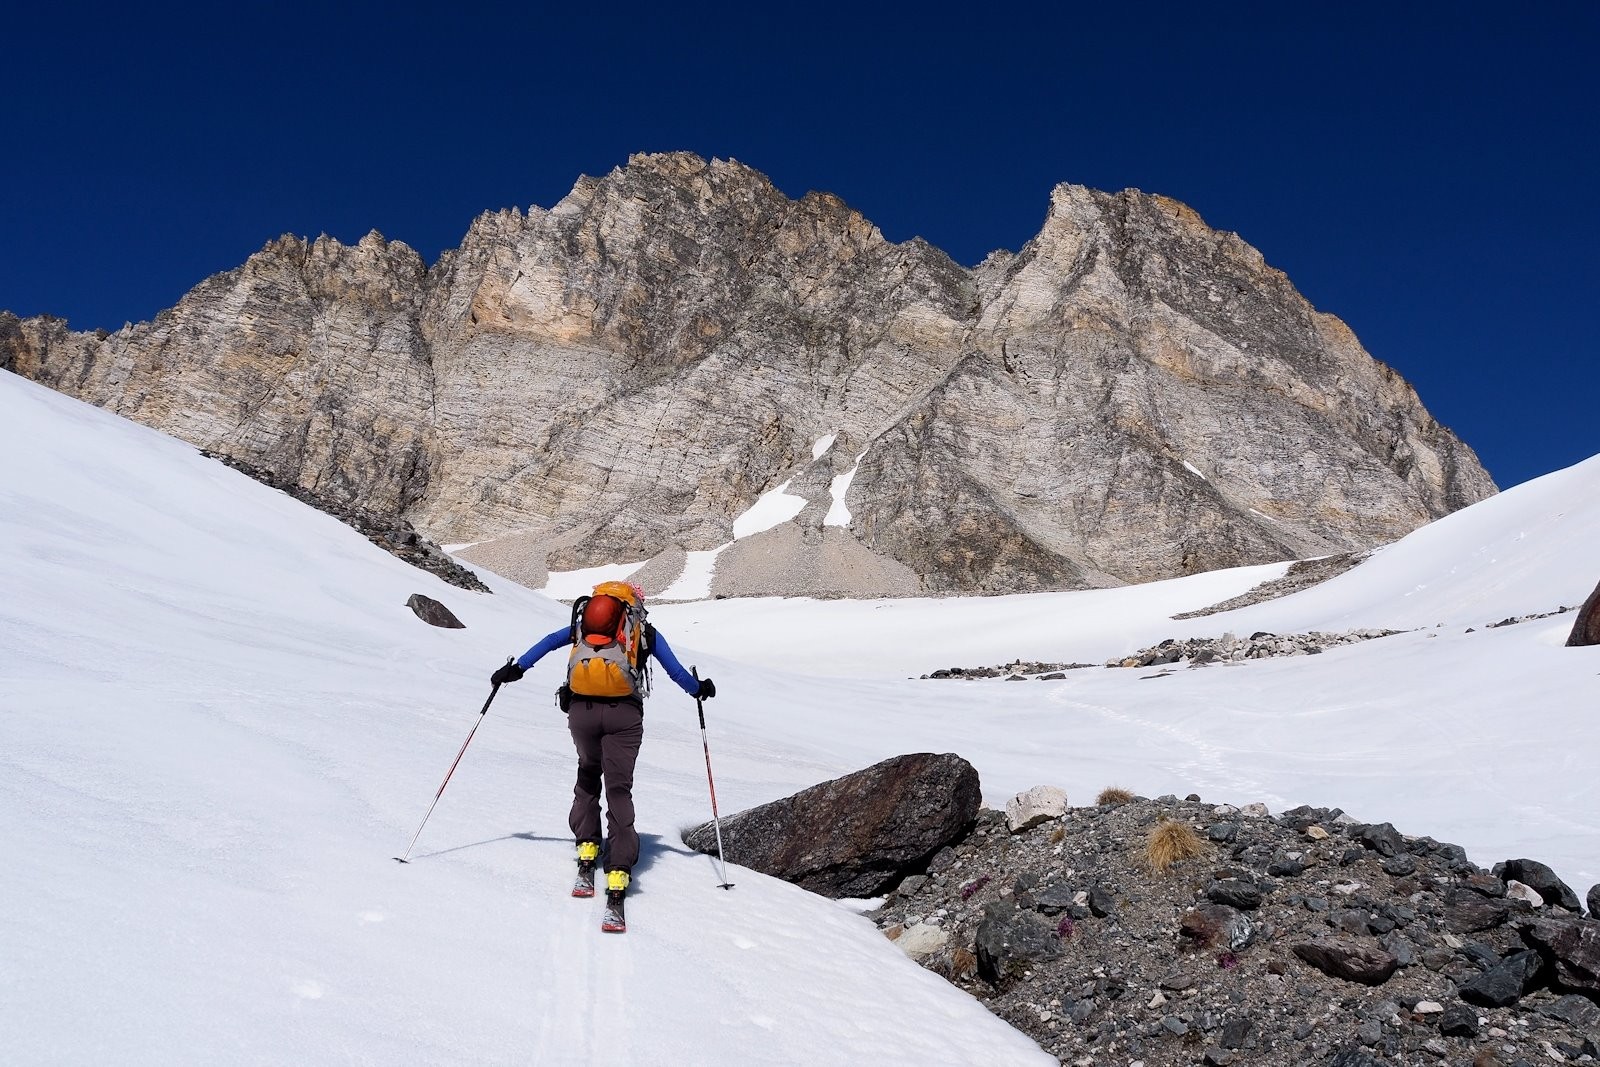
[572,861,596,898]
[600,893,627,933]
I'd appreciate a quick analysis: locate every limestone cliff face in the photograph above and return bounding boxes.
[3,232,435,515]
[1,152,1497,594]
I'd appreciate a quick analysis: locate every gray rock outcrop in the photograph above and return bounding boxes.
[0,153,1498,596]
[681,751,980,898]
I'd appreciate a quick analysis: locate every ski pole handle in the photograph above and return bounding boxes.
[692,665,706,729]
[480,656,513,715]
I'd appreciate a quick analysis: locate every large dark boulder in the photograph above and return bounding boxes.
[682,752,981,898]
[1569,579,1600,646]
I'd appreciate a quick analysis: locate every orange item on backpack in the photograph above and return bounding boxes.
[581,595,625,646]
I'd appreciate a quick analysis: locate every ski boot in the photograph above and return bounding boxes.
[571,841,600,898]
[601,869,629,933]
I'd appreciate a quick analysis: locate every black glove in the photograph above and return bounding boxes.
[696,677,716,700]
[491,662,525,686]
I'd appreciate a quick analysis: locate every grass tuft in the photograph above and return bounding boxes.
[1146,819,1206,873]
[1097,786,1136,806]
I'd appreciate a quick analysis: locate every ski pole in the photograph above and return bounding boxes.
[394,668,505,863]
[692,666,735,890]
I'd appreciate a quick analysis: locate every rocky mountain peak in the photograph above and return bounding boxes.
[1,153,1496,597]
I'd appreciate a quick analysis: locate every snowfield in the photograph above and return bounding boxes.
[3,368,1597,1065]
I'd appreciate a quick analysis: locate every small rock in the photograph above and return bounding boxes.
[896,874,928,897]
[1330,909,1369,936]
[1460,949,1545,1007]
[1305,825,1331,841]
[405,593,466,628]
[1160,1016,1188,1036]
[1445,886,1511,933]
[1465,872,1508,897]
[1382,854,1419,877]
[1268,855,1307,877]
[1380,933,1416,968]
[894,922,948,961]
[1207,878,1264,910]
[1536,993,1600,1030]
[1005,785,1068,833]
[1358,822,1406,857]
[1414,1000,1444,1014]
[1087,885,1115,918]
[1506,879,1546,908]
[1439,1001,1480,1036]
[1219,1016,1253,1049]
[1293,937,1400,985]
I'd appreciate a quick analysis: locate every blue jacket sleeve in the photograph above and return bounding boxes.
[648,627,701,696]
[515,627,573,672]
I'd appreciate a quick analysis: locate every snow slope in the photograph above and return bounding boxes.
[0,373,1050,1066]
[4,368,1598,1064]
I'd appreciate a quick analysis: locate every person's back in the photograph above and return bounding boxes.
[489,581,714,931]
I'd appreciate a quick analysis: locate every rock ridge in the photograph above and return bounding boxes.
[1,153,1498,596]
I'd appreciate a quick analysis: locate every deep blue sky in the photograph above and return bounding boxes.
[5,2,1595,488]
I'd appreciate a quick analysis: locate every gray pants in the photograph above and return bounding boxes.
[567,698,644,873]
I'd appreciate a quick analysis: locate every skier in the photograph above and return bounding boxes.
[490,581,714,932]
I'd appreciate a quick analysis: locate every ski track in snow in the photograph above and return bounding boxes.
[1045,684,1275,806]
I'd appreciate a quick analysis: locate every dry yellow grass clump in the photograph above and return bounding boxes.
[1146,819,1206,873]
[1097,786,1136,806]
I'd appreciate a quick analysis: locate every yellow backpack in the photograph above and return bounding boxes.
[566,582,651,700]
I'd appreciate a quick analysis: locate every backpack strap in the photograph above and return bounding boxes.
[570,595,590,644]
